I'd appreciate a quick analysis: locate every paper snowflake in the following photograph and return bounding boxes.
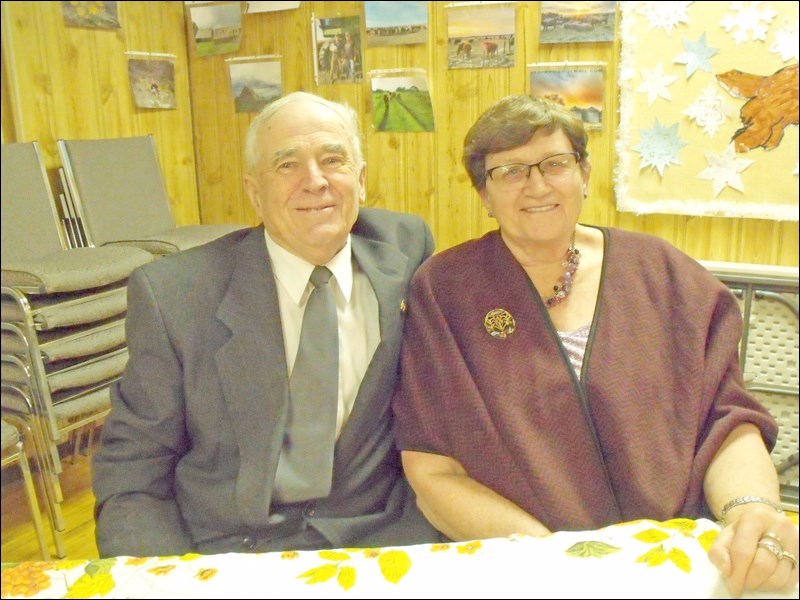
[635,62,679,105]
[636,1,693,36]
[674,32,719,77]
[697,143,754,197]
[770,21,799,61]
[721,1,777,45]
[633,119,687,176]
[682,83,733,138]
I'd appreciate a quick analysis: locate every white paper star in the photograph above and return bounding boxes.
[633,119,688,176]
[770,21,799,62]
[721,1,777,45]
[697,143,755,197]
[635,63,679,105]
[674,32,719,77]
[636,1,693,36]
[682,83,733,138]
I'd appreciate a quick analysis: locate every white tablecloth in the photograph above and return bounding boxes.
[1,518,797,599]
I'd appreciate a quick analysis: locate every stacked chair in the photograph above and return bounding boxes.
[1,141,155,557]
[57,134,245,255]
[703,261,800,512]
[2,411,51,560]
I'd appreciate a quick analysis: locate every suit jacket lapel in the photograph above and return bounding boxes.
[215,228,289,525]
[335,234,409,462]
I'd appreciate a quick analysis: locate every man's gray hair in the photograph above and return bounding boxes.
[244,92,364,173]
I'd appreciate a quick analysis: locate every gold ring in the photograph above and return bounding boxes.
[760,531,783,545]
[780,550,798,570]
[758,539,783,560]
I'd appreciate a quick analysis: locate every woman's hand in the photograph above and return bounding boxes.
[708,503,798,597]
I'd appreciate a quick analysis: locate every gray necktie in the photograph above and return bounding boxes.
[275,266,339,502]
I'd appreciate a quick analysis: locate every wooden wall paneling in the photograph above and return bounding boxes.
[361,5,435,229]
[124,1,199,226]
[2,2,199,227]
[1,2,796,266]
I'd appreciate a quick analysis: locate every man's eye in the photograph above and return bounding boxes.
[505,166,524,176]
[323,155,345,166]
[277,162,297,171]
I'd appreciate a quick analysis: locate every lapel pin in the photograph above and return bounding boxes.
[484,308,515,339]
[400,299,407,313]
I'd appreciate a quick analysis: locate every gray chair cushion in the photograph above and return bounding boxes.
[1,347,128,393]
[2,318,126,363]
[103,223,247,255]
[2,282,129,330]
[1,246,152,294]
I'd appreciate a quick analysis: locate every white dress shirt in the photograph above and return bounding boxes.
[264,230,380,439]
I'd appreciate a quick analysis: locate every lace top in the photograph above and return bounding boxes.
[557,323,591,377]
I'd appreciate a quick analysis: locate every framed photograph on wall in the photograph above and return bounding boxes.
[312,15,364,85]
[540,1,616,44]
[528,62,606,130]
[62,1,121,29]
[188,1,243,58]
[446,3,515,70]
[368,68,435,132]
[365,1,427,47]
[127,54,176,109]
[226,56,282,113]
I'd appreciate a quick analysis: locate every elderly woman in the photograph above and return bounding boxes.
[392,95,798,596]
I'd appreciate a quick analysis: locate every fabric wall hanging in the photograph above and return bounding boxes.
[616,1,798,221]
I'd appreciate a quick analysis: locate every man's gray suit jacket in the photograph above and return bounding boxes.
[92,208,438,557]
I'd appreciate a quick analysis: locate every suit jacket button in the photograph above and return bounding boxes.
[242,536,257,550]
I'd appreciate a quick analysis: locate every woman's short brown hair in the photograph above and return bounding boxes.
[463,95,589,191]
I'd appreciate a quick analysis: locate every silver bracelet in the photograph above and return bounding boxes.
[719,495,785,522]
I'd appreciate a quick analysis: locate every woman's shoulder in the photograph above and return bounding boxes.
[601,226,726,290]
[419,231,500,274]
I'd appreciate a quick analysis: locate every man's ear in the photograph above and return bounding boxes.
[243,175,261,212]
[358,161,367,203]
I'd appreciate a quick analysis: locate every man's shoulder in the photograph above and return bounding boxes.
[353,207,429,241]
[135,226,258,281]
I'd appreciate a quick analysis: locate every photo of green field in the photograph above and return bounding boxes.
[371,76,434,132]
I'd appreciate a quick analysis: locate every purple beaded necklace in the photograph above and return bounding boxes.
[544,241,580,309]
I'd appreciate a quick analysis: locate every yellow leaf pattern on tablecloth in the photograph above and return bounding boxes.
[456,540,482,554]
[661,518,697,534]
[378,549,411,583]
[195,567,218,581]
[281,551,300,560]
[149,564,177,576]
[55,560,85,571]
[698,529,718,552]
[337,565,356,590]
[637,545,669,567]
[63,573,115,598]
[363,549,381,558]
[318,550,351,562]
[430,544,450,552]
[668,547,691,573]
[298,563,338,584]
[0,562,53,598]
[84,558,117,576]
[125,557,148,566]
[634,528,670,544]
[180,553,202,561]
[565,541,622,558]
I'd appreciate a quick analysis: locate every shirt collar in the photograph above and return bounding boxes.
[264,229,354,305]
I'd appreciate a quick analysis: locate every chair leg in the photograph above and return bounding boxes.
[25,416,68,558]
[70,427,83,464]
[15,437,52,561]
[81,421,100,455]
